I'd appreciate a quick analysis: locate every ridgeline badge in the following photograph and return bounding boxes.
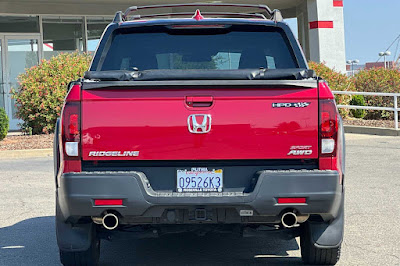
[88,151,139,157]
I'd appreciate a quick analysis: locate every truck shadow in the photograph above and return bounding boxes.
[0,216,59,266]
[0,217,303,266]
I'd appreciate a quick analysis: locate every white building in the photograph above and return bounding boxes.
[0,0,345,130]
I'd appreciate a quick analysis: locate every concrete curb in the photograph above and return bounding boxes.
[344,125,400,136]
[0,149,53,160]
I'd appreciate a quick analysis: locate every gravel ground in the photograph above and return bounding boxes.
[0,134,54,151]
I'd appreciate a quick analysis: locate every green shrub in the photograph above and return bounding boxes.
[349,95,366,118]
[0,108,9,141]
[12,52,92,134]
[354,68,400,120]
[308,61,355,117]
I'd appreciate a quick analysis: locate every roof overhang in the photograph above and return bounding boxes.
[0,0,302,18]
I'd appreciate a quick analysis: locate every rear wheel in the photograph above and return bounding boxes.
[59,238,100,266]
[56,196,100,266]
[300,221,341,265]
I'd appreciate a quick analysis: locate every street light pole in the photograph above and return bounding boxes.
[346,59,359,76]
[379,51,391,69]
[384,55,386,69]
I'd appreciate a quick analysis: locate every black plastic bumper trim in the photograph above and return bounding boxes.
[58,170,342,221]
[58,170,342,222]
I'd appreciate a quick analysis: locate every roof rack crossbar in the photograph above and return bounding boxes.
[121,3,282,22]
[130,12,267,20]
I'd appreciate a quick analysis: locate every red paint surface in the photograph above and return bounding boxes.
[63,160,81,173]
[81,87,319,161]
[60,81,341,176]
[318,82,335,100]
[309,21,334,29]
[65,84,81,101]
[333,0,343,7]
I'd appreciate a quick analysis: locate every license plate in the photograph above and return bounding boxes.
[177,168,223,192]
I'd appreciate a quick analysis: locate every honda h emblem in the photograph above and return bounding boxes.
[187,114,212,134]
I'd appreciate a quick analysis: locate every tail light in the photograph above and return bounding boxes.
[62,102,80,157]
[61,84,82,172]
[319,99,339,170]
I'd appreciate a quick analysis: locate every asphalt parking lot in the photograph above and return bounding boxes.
[0,133,399,266]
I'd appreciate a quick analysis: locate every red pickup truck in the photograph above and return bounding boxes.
[54,3,345,265]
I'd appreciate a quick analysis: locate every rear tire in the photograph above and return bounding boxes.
[300,221,341,265]
[56,195,100,266]
[59,238,100,266]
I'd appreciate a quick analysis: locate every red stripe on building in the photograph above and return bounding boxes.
[333,0,344,7]
[309,21,334,29]
[44,43,53,50]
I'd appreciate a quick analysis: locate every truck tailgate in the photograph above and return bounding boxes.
[81,85,319,161]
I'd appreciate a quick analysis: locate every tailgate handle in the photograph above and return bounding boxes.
[186,96,214,107]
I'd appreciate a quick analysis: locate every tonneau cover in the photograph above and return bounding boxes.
[84,68,315,82]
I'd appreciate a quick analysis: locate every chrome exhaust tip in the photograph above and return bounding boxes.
[281,212,298,228]
[102,213,119,230]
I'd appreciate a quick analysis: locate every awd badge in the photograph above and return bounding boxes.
[287,146,313,156]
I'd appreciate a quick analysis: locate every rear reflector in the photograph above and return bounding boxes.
[277,198,307,204]
[94,199,123,206]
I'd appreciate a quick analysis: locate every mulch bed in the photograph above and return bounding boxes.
[343,118,397,129]
[0,134,54,151]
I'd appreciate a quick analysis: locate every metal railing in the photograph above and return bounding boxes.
[332,91,400,130]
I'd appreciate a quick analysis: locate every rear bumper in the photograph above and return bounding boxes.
[58,170,343,223]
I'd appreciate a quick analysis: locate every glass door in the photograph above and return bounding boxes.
[0,39,5,111]
[2,35,40,130]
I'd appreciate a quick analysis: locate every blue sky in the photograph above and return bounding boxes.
[286,0,400,65]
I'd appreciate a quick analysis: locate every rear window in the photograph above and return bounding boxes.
[97,25,298,71]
